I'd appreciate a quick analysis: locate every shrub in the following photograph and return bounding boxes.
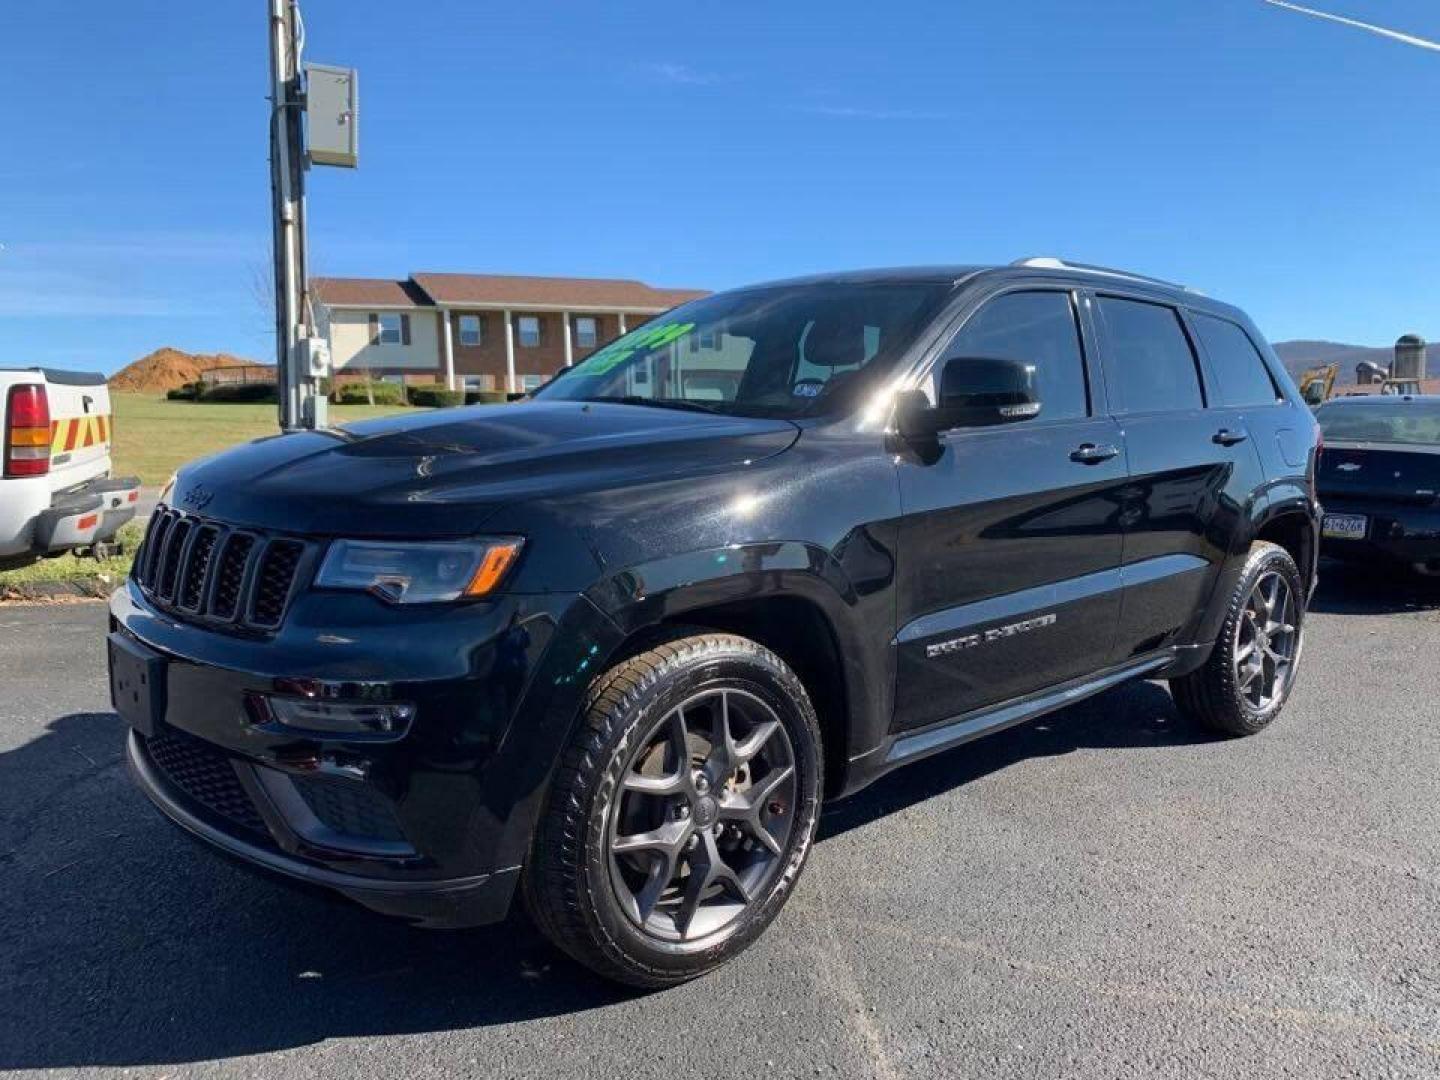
[200,382,277,403]
[335,380,406,406]
[165,383,200,401]
[406,383,466,408]
[464,390,508,405]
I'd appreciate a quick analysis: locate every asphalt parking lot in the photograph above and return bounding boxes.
[2,565,1438,1079]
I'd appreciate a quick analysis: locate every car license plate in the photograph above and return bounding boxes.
[1322,513,1368,540]
[108,632,167,737]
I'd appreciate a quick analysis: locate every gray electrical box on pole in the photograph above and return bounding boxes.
[267,0,358,431]
[304,63,359,168]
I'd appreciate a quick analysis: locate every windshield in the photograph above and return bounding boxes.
[1317,400,1440,446]
[533,281,951,418]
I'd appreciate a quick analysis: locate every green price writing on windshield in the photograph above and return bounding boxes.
[577,321,695,375]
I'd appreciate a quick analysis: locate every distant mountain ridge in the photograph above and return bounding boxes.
[1272,339,1439,387]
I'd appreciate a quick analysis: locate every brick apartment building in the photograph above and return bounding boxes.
[313,273,708,394]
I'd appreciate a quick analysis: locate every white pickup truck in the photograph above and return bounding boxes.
[0,368,141,570]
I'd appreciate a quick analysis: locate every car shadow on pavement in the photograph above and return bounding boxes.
[3,679,1204,1071]
[0,711,636,1072]
[1308,558,1440,615]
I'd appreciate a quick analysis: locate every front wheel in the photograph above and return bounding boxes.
[1171,541,1305,737]
[524,634,823,988]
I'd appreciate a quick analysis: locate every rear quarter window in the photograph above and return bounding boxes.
[1192,313,1281,408]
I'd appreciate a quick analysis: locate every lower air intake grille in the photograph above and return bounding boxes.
[292,775,407,843]
[145,729,270,839]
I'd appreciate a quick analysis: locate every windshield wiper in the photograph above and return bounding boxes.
[579,396,724,415]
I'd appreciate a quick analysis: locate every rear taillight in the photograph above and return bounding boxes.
[4,384,51,478]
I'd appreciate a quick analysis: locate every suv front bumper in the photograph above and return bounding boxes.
[127,728,518,926]
[110,579,624,928]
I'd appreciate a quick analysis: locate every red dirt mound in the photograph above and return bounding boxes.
[110,348,262,394]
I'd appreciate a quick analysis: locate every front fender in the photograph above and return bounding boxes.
[583,537,897,790]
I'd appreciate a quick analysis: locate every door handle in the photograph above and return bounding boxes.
[1213,428,1248,446]
[1070,443,1120,464]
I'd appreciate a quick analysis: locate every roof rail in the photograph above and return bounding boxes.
[1010,256,1201,294]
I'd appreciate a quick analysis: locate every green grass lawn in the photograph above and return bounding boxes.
[0,521,144,590]
[111,393,422,486]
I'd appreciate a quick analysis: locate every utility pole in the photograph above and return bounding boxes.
[267,0,313,431]
[267,1,357,431]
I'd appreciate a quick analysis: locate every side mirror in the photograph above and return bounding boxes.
[896,356,1041,439]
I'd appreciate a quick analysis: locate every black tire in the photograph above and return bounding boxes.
[524,633,823,988]
[1170,541,1305,737]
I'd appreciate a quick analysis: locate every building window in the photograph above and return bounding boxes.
[458,314,482,346]
[521,373,545,392]
[518,316,541,348]
[372,312,409,346]
[575,316,598,349]
[692,327,720,352]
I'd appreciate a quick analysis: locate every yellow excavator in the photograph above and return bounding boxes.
[1298,363,1338,407]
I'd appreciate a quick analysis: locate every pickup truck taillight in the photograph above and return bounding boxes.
[4,384,51,478]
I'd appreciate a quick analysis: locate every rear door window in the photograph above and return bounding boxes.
[1192,313,1280,408]
[1096,296,1203,414]
[939,290,1089,422]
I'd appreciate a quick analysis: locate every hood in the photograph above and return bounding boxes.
[168,400,800,536]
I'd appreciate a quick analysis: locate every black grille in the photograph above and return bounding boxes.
[252,540,305,629]
[179,526,219,610]
[156,518,191,601]
[293,775,407,843]
[132,509,309,634]
[145,728,270,839]
[212,533,255,621]
[140,512,172,588]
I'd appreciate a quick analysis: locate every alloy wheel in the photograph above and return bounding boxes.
[1234,569,1299,710]
[607,688,797,943]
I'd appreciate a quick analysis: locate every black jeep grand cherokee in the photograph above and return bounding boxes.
[111,260,1320,987]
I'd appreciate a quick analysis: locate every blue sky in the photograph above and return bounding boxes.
[3,0,1439,374]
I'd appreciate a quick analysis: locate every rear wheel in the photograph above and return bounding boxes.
[1171,541,1305,736]
[525,633,822,987]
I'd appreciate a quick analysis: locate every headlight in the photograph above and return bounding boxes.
[315,538,524,603]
